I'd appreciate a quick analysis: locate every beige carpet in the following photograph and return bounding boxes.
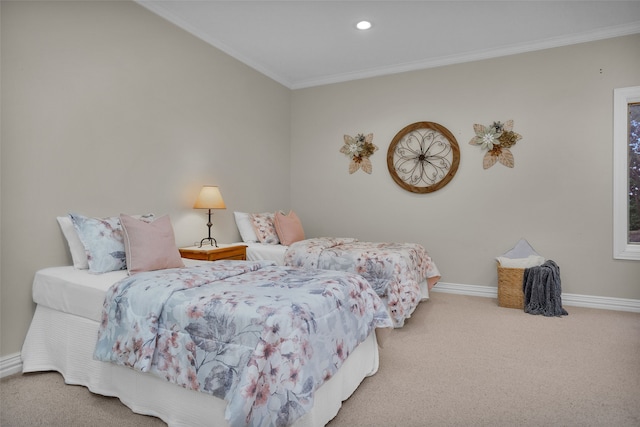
[2,292,639,426]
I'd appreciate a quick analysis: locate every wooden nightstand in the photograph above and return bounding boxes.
[179,244,247,261]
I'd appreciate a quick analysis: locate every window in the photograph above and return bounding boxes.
[613,86,640,260]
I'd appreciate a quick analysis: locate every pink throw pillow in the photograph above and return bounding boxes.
[274,211,305,246]
[120,214,184,275]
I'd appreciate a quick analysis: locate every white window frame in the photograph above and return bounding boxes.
[613,85,640,260]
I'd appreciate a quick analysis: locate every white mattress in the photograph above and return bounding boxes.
[31,259,205,322]
[23,261,380,427]
[241,242,288,264]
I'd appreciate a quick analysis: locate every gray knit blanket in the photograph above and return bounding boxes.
[522,260,568,317]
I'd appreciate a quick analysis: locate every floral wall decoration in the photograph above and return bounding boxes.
[340,133,378,174]
[469,120,522,169]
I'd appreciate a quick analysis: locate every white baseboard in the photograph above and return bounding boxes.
[431,282,640,312]
[0,352,23,379]
[559,293,640,312]
[3,284,638,379]
[431,282,498,298]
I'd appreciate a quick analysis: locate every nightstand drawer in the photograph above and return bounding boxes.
[179,245,247,261]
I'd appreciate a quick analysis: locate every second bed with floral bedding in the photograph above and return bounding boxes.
[283,237,441,328]
[235,211,442,328]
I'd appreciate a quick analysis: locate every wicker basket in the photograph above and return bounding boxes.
[497,262,524,309]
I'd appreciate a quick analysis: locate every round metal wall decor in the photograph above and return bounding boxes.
[387,121,460,193]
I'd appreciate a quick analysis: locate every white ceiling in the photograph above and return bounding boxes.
[137,1,640,89]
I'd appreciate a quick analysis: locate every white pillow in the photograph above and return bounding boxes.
[234,211,259,243]
[57,216,89,269]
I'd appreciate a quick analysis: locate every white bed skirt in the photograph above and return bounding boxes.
[21,305,380,427]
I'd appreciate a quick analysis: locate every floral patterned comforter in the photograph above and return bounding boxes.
[283,238,441,328]
[94,260,391,427]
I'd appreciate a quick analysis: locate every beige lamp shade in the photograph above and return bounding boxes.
[193,186,226,209]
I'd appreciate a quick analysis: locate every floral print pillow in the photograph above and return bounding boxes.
[249,212,280,245]
[70,213,154,274]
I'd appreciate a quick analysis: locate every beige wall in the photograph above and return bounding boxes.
[291,34,640,300]
[0,1,291,356]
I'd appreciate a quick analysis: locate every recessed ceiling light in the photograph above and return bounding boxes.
[356,20,372,30]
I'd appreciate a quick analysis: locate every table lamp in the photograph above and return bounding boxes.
[193,185,226,247]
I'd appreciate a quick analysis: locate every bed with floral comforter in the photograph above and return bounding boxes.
[94,260,391,427]
[283,237,441,328]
